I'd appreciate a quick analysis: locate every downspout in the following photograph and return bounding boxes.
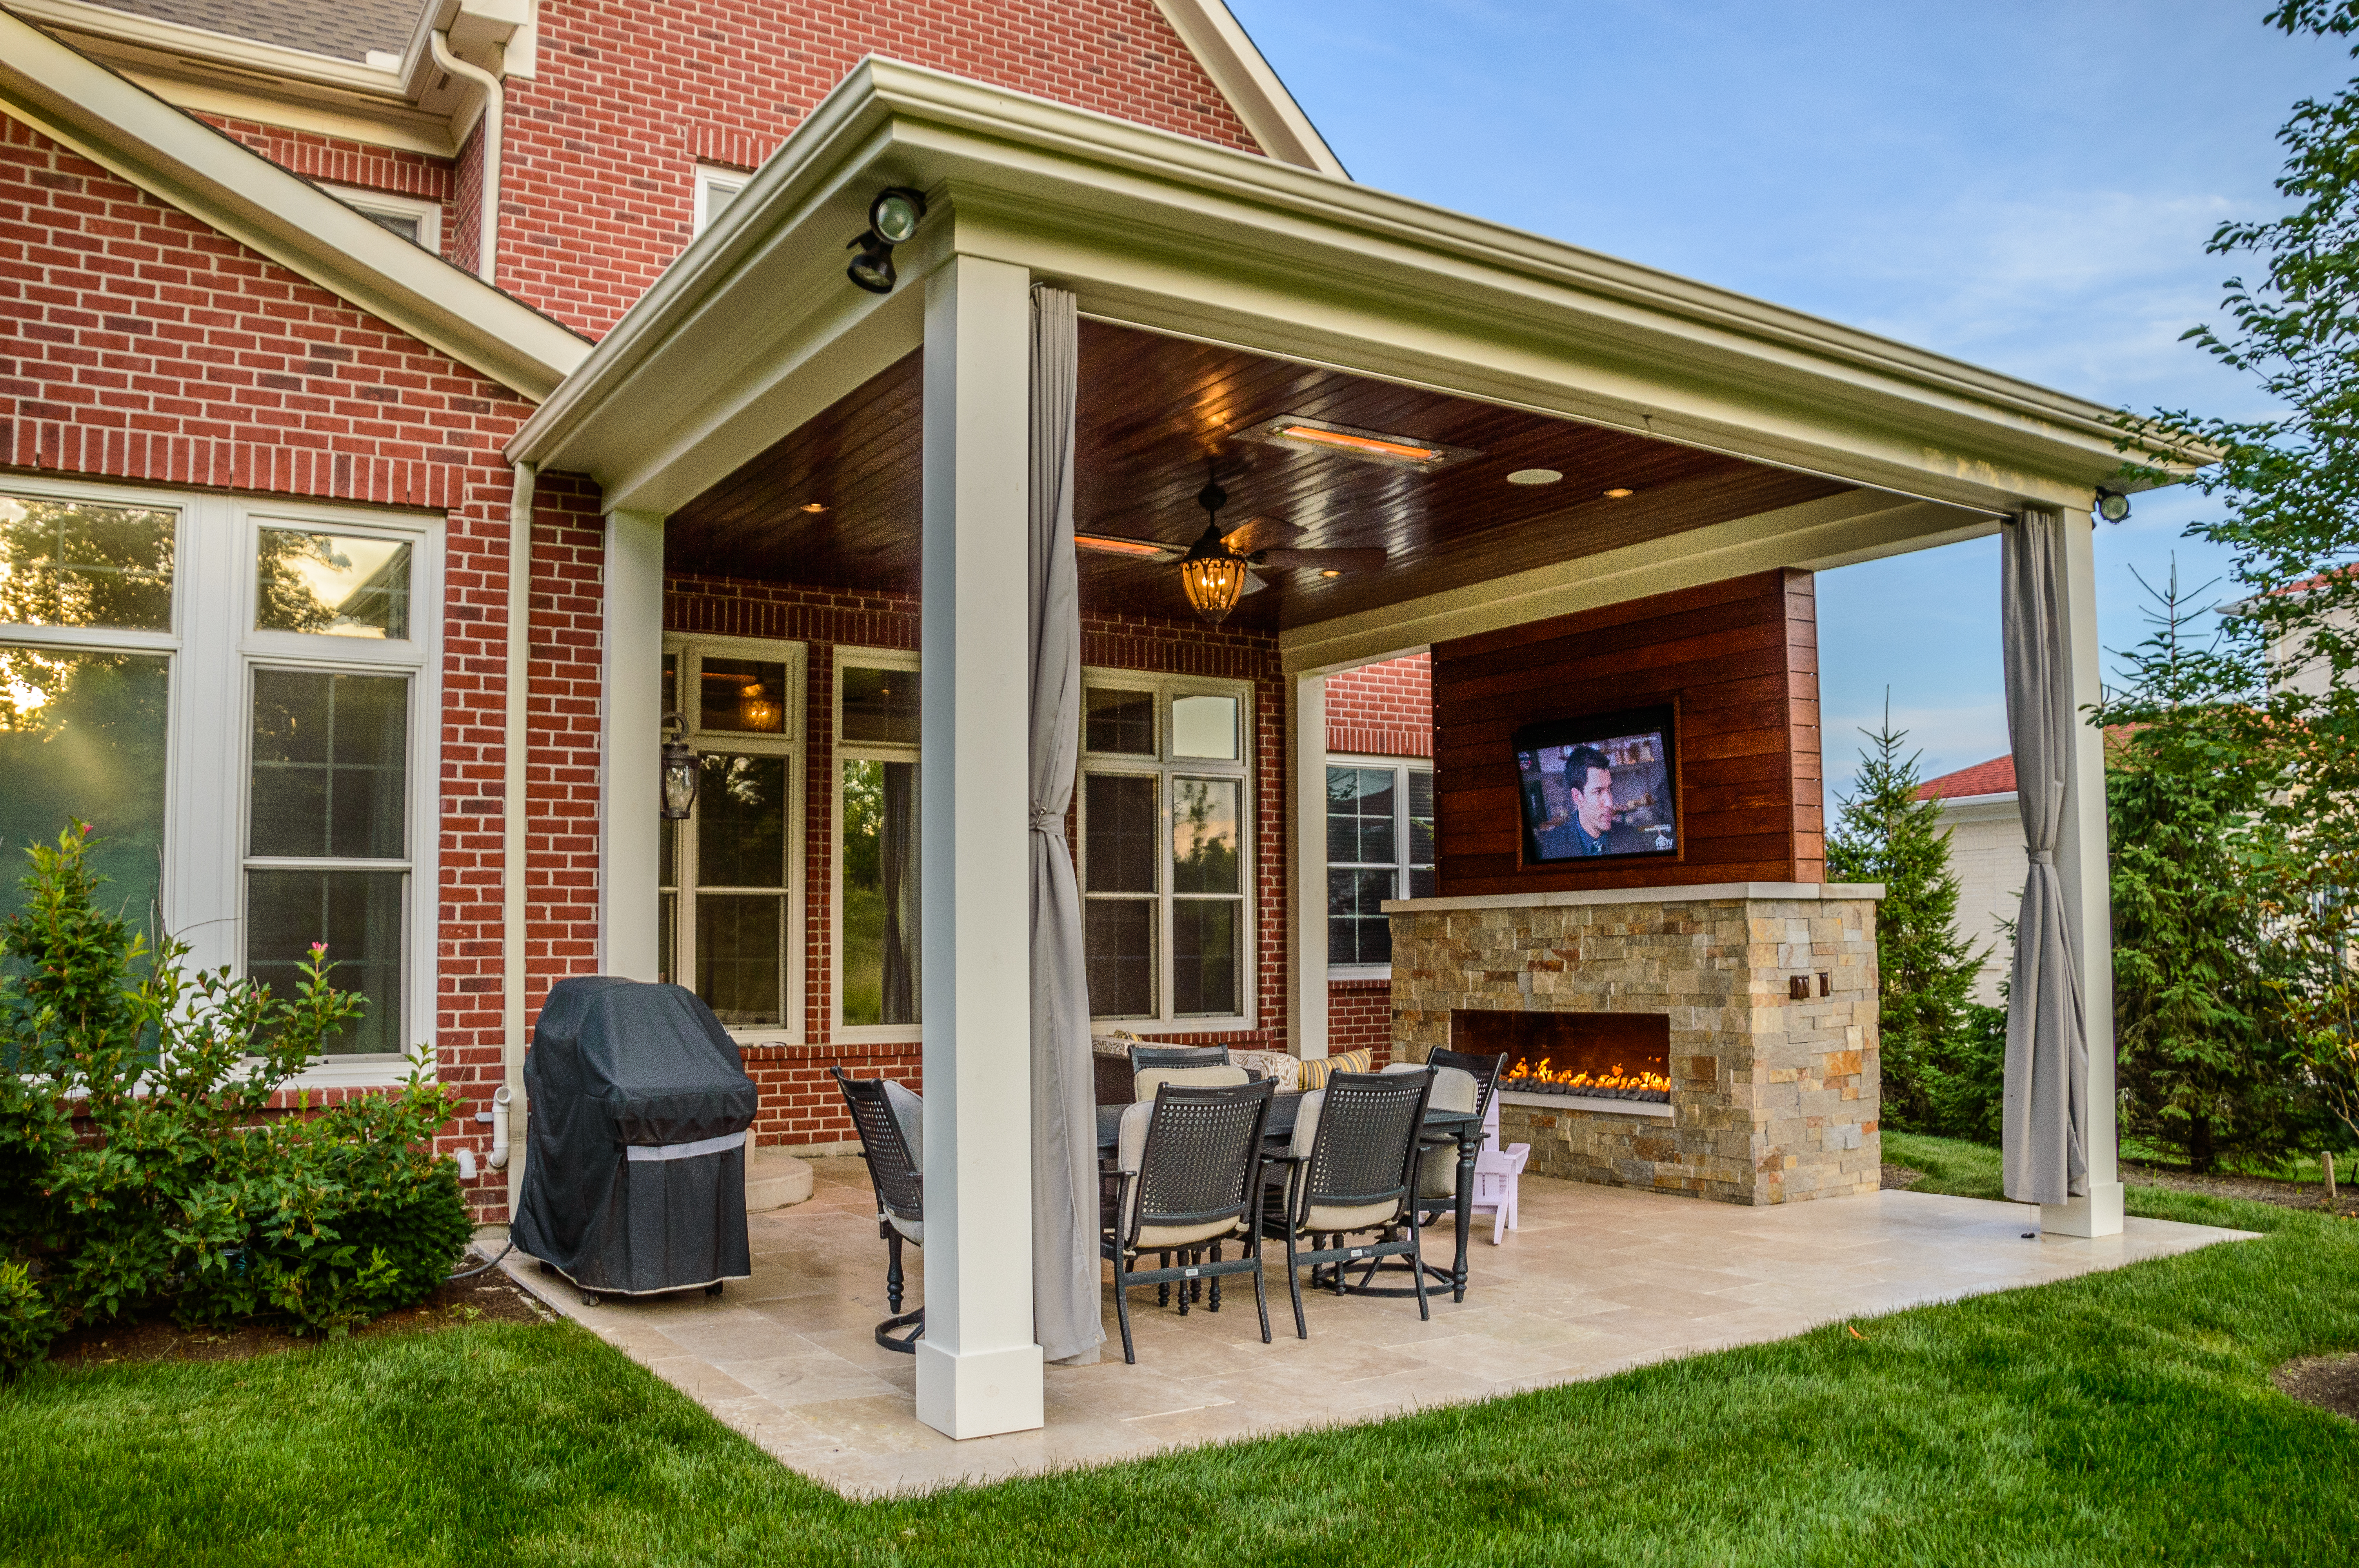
[430,29,502,285]
[497,460,536,1213]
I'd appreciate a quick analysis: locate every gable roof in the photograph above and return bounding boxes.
[0,5,587,399]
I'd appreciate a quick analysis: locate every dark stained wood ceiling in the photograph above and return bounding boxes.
[665,322,1852,630]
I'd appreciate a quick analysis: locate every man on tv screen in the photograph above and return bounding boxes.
[1533,744,1650,858]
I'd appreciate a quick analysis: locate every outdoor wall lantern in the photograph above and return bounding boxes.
[2094,486,2132,523]
[845,187,929,295]
[659,711,700,820]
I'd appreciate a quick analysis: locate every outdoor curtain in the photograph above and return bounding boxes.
[1999,506,2090,1207]
[1027,283,1103,1363]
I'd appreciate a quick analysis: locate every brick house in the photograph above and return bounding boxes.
[4,0,2160,1437]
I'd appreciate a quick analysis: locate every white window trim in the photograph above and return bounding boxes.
[320,183,442,254]
[831,645,922,1045]
[0,475,444,1091]
[693,165,750,236]
[1078,668,1256,1032]
[662,632,807,1044]
[1324,752,1434,983]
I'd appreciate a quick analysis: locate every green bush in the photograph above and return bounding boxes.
[0,824,468,1359]
[0,1259,53,1378]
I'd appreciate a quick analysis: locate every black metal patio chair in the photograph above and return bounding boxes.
[1101,1077,1276,1364]
[1343,1050,1507,1296]
[1265,1069,1436,1338]
[829,1065,925,1353]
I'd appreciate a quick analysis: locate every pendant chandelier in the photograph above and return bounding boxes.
[1176,475,1246,624]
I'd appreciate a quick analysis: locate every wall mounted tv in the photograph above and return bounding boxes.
[1513,704,1678,864]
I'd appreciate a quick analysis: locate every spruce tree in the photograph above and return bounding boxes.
[1825,701,1989,1134]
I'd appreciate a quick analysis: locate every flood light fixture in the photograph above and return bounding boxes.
[2095,486,2132,523]
[845,187,928,295]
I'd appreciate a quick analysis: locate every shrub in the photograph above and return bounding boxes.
[0,1260,52,1378]
[0,824,468,1353]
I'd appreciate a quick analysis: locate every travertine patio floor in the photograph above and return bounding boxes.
[499,1156,2252,1497]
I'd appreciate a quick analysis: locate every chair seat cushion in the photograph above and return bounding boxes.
[1134,1063,1248,1100]
[1303,1200,1396,1232]
[889,1214,923,1246]
[1135,1217,1241,1250]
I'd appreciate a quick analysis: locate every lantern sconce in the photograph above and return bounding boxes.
[660,711,700,821]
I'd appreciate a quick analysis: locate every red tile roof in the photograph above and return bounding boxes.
[1917,755,2015,800]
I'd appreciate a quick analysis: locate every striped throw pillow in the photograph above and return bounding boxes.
[1296,1048,1372,1091]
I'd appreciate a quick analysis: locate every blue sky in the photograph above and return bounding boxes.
[1229,0,2352,797]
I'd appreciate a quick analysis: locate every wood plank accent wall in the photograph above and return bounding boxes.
[1432,569,1824,895]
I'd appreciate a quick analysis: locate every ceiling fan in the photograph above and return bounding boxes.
[1075,470,1387,624]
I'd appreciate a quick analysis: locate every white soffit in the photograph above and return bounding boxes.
[1151,0,1347,178]
[0,10,587,401]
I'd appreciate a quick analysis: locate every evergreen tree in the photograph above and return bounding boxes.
[1825,701,1990,1134]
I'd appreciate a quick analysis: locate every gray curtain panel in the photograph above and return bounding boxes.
[1999,506,2090,1206]
[1027,283,1103,1363]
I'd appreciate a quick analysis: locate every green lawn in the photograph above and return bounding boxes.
[4,1143,2355,1566]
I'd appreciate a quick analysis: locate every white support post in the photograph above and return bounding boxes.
[1287,670,1329,1060]
[600,508,665,983]
[2046,507,2123,1237]
[914,254,1044,1439]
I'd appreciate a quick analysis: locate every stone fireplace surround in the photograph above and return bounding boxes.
[1386,883,1885,1206]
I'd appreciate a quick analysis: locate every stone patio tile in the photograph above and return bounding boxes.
[717,1353,905,1408]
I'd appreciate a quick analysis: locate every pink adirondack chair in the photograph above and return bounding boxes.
[1469,1091,1529,1245]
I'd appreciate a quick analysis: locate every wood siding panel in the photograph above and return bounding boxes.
[1432,570,1823,895]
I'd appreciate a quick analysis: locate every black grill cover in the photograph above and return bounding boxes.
[514,977,760,1294]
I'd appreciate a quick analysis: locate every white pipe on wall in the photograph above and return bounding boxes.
[430,29,503,285]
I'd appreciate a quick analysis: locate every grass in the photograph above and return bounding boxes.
[4,1151,2355,1565]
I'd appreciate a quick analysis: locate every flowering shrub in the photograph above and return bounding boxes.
[0,825,467,1371]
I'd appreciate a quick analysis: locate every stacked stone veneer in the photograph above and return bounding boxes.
[1389,886,1883,1205]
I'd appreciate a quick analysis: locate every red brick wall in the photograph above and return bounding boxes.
[1326,652,1430,758]
[197,114,458,263]
[503,0,1263,337]
[0,115,535,1214]
[1325,976,1392,1067]
[660,573,1292,1149]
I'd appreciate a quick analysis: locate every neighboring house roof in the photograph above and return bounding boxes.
[76,0,415,62]
[0,8,588,399]
[1919,754,2016,800]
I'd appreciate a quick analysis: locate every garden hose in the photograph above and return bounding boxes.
[447,1240,516,1282]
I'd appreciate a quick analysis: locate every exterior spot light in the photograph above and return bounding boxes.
[1178,474,1247,624]
[867,187,927,245]
[845,187,928,294]
[659,711,699,821]
[800,501,828,514]
[1507,469,1563,486]
[1602,487,1634,499]
[2095,487,2131,523]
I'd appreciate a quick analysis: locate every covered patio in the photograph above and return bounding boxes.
[501,59,2192,1445]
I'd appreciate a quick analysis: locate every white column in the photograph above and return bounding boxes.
[600,508,665,982]
[2046,507,2123,1237]
[1287,670,1329,1059]
[914,254,1044,1440]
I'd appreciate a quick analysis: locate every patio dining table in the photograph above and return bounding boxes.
[1095,1092,1486,1303]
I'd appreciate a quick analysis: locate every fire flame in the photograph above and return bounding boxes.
[1502,1056,1672,1094]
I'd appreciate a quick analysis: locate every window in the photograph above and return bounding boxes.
[0,480,441,1077]
[1080,675,1252,1024]
[694,166,750,235]
[658,637,804,1034]
[323,185,442,253]
[1327,760,1434,971]
[834,652,920,1036]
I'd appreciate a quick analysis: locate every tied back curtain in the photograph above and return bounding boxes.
[1027,283,1102,1364]
[1999,506,2090,1206]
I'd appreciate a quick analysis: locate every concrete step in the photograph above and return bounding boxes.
[746,1147,815,1211]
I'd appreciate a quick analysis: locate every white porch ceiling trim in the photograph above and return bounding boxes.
[0,9,587,400]
[1278,490,1993,675]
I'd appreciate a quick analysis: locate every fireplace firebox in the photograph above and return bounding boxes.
[1450,1010,1672,1104]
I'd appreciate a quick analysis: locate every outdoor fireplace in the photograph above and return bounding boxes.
[1452,1010,1671,1104]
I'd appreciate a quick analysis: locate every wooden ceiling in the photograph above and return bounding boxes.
[664,322,1852,630]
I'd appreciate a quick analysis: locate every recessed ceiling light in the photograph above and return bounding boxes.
[1602,487,1635,499]
[1507,469,1562,486]
[800,501,828,513]
[1318,568,1342,579]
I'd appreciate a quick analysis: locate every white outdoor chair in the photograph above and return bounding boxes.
[1468,1091,1531,1244]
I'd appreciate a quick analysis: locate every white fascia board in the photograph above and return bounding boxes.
[10,0,412,100]
[1151,0,1347,177]
[1934,792,2020,817]
[1278,490,1990,674]
[0,11,586,401]
[510,58,2191,508]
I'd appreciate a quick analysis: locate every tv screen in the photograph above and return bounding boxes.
[1513,706,1677,864]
